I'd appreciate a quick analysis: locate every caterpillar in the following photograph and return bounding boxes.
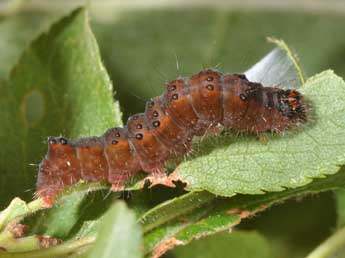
[37,69,308,205]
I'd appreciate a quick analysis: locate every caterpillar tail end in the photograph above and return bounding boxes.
[36,137,82,207]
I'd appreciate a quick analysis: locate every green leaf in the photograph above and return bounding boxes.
[175,70,345,196]
[0,11,59,80]
[27,182,116,240]
[139,191,215,234]
[243,191,337,258]
[173,231,274,258]
[0,8,122,207]
[87,201,142,258]
[142,169,345,257]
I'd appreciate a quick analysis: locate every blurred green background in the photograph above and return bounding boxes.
[1,0,345,118]
[0,1,344,258]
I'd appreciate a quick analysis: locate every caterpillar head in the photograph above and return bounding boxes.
[278,89,308,122]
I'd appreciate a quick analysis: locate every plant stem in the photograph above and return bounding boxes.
[305,226,345,258]
[27,199,45,213]
[0,237,95,258]
[0,235,40,252]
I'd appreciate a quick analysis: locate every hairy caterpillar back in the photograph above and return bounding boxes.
[37,69,308,205]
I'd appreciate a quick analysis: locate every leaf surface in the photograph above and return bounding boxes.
[87,201,142,258]
[0,8,122,207]
[142,168,345,257]
[0,11,58,80]
[27,182,115,240]
[173,231,274,258]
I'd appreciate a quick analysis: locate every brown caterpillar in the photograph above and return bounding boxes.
[37,69,307,205]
